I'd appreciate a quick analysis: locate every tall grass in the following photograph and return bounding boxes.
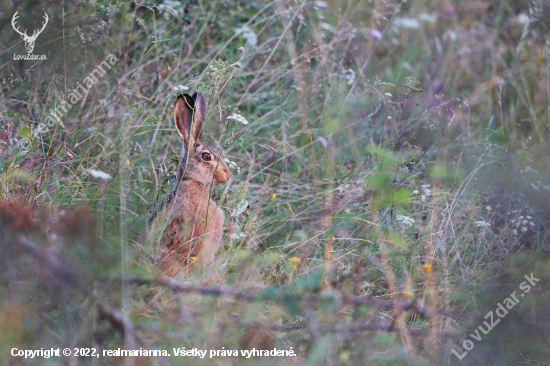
[1,0,550,365]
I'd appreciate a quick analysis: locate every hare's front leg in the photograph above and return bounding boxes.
[198,226,223,268]
[197,206,225,273]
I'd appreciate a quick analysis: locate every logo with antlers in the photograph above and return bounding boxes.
[11,11,49,54]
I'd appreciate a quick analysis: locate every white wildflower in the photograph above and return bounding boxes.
[521,226,528,233]
[384,92,392,97]
[442,30,457,42]
[158,0,184,19]
[320,22,336,32]
[418,13,437,23]
[173,85,188,92]
[346,69,356,85]
[229,225,247,239]
[393,17,420,29]
[370,29,383,40]
[512,229,517,236]
[475,220,490,228]
[234,26,258,47]
[231,199,248,217]
[529,222,535,227]
[223,158,240,174]
[485,206,492,211]
[293,230,308,242]
[87,169,112,180]
[396,215,415,227]
[526,216,532,219]
[227,113,249,125]
[413,189,419,195]
[517,13,530,24]
[314,1,328,8]
[421,185,431,195]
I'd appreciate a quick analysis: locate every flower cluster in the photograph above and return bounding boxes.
[227,113,249,125]
[413,184,431,202]
[224,158,241,174]
[511,216,535,236]
[231,199,248,217]
[158,0,183,19]
[345,69,355,85]
[173,85,188,93]
[234,26,258,47]
[396,215,415,227]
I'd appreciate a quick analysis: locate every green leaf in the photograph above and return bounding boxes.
[19,127,31,138]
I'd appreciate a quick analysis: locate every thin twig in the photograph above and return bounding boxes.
[127,277,471,319]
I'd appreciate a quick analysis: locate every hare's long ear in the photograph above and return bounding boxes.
[174,94,196,152]
[191,92,208,143]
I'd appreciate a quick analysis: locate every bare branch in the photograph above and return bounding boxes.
[128,277,471,320]
[97,302,137,350]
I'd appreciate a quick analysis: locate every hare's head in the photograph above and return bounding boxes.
[174,92,231,186]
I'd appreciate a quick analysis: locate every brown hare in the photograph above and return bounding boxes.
[145,92,231,278]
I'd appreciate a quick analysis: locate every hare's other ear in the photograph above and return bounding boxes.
[174,94,196,150]
[191,92,208,143]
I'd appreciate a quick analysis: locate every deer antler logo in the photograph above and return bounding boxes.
[11,11,49,54]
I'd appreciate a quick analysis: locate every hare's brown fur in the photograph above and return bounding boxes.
[145,92,231,278]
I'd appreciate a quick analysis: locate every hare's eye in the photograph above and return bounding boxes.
[201,152,212,161]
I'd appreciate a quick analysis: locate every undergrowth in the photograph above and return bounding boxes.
[1,0,550,365]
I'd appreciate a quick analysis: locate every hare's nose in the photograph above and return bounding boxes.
[214,164,231,182]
